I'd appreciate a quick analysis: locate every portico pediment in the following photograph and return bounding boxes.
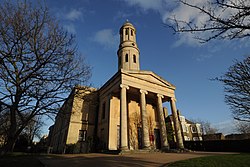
[122,70,176,90]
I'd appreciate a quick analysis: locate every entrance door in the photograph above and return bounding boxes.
[137,127,142,149]
[154,129,161,149]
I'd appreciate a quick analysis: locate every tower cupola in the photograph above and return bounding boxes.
[117,21,140,71]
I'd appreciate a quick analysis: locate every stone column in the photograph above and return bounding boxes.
[157,94,169,150]
[163,107,168,119]
[120,84,129,150]
[170,97,184,149]
[140,89,150,149]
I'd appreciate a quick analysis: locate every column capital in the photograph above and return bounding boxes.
[171,97,177,102]
[140,89,148,95]
[157,94,164,99]
[120,84,129,90]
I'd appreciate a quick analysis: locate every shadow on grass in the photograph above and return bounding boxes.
[0,153,44,167]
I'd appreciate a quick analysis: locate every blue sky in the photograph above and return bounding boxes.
[25,0,250,134]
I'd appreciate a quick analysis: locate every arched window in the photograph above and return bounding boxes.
[125,28,129,35]
[133,55,136,63]
[125,54,128,62]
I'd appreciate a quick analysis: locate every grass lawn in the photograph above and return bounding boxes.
[0,153,44,167]
[167,154,250,167]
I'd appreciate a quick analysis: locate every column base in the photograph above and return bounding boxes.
[177,144,185,150]
[119,146,129,151]
[161,146,170,152]
[142,146,151,150]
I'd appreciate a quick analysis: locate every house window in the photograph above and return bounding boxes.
[191,126,197,133]
[125,54,128,62]
[133,55,136,63]
[102,102,106,119]
[79,130,87,142]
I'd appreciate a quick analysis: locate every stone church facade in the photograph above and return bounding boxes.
[48,21,185,153]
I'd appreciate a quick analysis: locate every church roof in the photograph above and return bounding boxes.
[98,69,176,95]
[119,20,135,33]
[123,69,176,90]
[122,20,134,27]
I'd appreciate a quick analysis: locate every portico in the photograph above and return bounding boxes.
[97,21,184,151]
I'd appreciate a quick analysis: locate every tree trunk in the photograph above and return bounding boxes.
[2,107,18,153]
[2,107,19,154]
[3,136,17,154]
[2,126,25,154]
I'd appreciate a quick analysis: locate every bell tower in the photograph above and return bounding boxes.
[117,21,140,71]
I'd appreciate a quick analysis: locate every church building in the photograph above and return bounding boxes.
[48,21,184,153]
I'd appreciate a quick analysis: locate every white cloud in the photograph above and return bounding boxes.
[65,9,83,21]
[171,32,201,47]
[163,0,250,47]
[120,0,203,46]
[121,0,249,47]
[54,8,84,34]
[122,0,164,11]
[63,23,76,34]
[55,8,84,22]
[92,29,119,49]
[162,0,212,46]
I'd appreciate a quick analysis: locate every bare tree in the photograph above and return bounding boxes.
[167,0,250,42]
[22,116,44,145]
[193,119,218,135]
[167,0,250,124]
[0,104,9,146]
[216,57,250,122]
[0,1,91,153]
[235,121,250,134]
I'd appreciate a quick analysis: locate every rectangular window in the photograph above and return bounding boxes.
[131,30,133,36]
[102,102,106,119]
[125,54,128,62]
[133,55,136,63]
[79,130,87,142]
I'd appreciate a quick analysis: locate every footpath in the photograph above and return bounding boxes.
[39,151,235,167]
